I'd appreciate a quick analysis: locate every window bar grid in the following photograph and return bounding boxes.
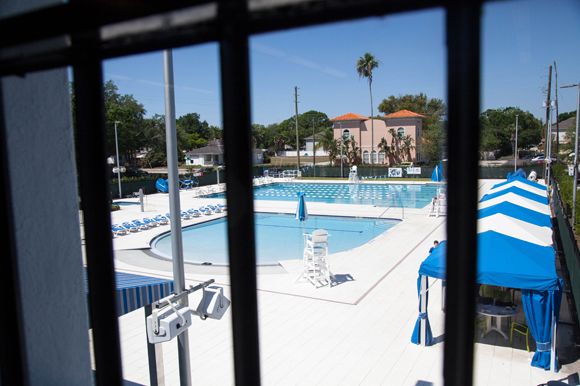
[0,1,489,385]
[443,2,481,385]
[71,31,124,386]
[218,0,262,384]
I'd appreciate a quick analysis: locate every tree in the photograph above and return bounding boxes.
[562,117,578,154]
[315,128,339,165]
[559,110,577,123]
[177,113,222,141]
[421,121,446,162]
[273,135,286,156]
[378,93,446,130]
[356,52,380,165]
[400,134,415,162]
[479,107,542,155]
[278,110,332,149]
[343,137,361,166]
[71,80,148,165]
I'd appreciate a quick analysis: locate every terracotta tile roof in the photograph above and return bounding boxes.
[330,112,369,121]
[384,109,426,119]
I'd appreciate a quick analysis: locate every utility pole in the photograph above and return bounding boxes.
[554,60,560,154]
[312,118,316,178]
[295,86,300,175]
[543,65,552,180]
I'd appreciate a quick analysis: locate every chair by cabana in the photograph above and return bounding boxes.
[511,321,531,352]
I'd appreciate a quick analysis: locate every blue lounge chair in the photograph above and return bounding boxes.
[154,215,169,224]
[198,207,211,215]
[181,211,192,220]
[217,204,227,211]
[112,224,129,236]
[142,217,159,227]
[131,219,150,230]
[187,209,201,217]
[122,222,140,232]
[207,204,221,213]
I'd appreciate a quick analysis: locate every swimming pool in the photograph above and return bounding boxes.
[150,213,400,265]
[205,183,440,208]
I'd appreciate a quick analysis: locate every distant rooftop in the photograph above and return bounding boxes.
[330,112,369,121]
[383,109,426,119]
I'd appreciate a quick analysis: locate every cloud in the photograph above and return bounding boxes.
[252,42,347,78]
[105,73,215,94]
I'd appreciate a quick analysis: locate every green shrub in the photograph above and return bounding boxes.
[111,205,120,211]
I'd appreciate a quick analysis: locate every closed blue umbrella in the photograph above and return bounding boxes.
[430,164,442,182]
[296,191,308,221]
[296,192,308,253]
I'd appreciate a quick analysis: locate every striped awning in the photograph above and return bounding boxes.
[85,269,174,317]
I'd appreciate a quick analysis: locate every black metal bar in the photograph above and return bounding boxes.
[71,30,123,386]
[218,0,261,384]
[443,2,481,386]
[0,0,492,77]
[145,304,159,386]
[0,0,212,49]
[0,83,29,386]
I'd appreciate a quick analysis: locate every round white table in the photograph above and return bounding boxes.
[476,303,520,340]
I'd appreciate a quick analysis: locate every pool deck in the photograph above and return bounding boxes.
[99,178,580,386]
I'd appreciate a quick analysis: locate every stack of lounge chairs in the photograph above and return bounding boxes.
[111,205,227,236]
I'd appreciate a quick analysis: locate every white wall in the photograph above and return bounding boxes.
[1,1,93,384]
[282,150,329,157]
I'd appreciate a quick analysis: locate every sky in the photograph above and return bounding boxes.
[101,0,580,128]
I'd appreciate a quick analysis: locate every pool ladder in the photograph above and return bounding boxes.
[377,191,404,220]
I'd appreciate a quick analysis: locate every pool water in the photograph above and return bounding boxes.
[206,183,439,208]
[151,213,400,265]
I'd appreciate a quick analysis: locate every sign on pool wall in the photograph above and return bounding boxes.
[388,168,402,178]
[407,167,421,175]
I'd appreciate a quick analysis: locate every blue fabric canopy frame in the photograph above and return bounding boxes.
[412,234,563,372]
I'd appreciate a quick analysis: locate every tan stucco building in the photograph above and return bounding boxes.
[330,110,426,165]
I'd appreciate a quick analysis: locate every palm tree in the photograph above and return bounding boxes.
[356,52,380,165]
[315,128,339,165]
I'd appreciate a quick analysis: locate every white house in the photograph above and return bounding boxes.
[184,139,266,165]
[304,132,329,156]
[184,139,225,166]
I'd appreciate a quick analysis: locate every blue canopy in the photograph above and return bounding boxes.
[510,168,527,180]
[492,176,547,191]
[418,233,558,290]
[478,202,552,228]
[414,234,562,371]
[480,186,549,206]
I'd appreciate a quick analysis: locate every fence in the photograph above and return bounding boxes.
[258,165,537,180]
[109,170,226,197]
[552,174,580,316]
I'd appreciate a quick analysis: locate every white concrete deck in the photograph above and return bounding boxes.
[92,179,580,385]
